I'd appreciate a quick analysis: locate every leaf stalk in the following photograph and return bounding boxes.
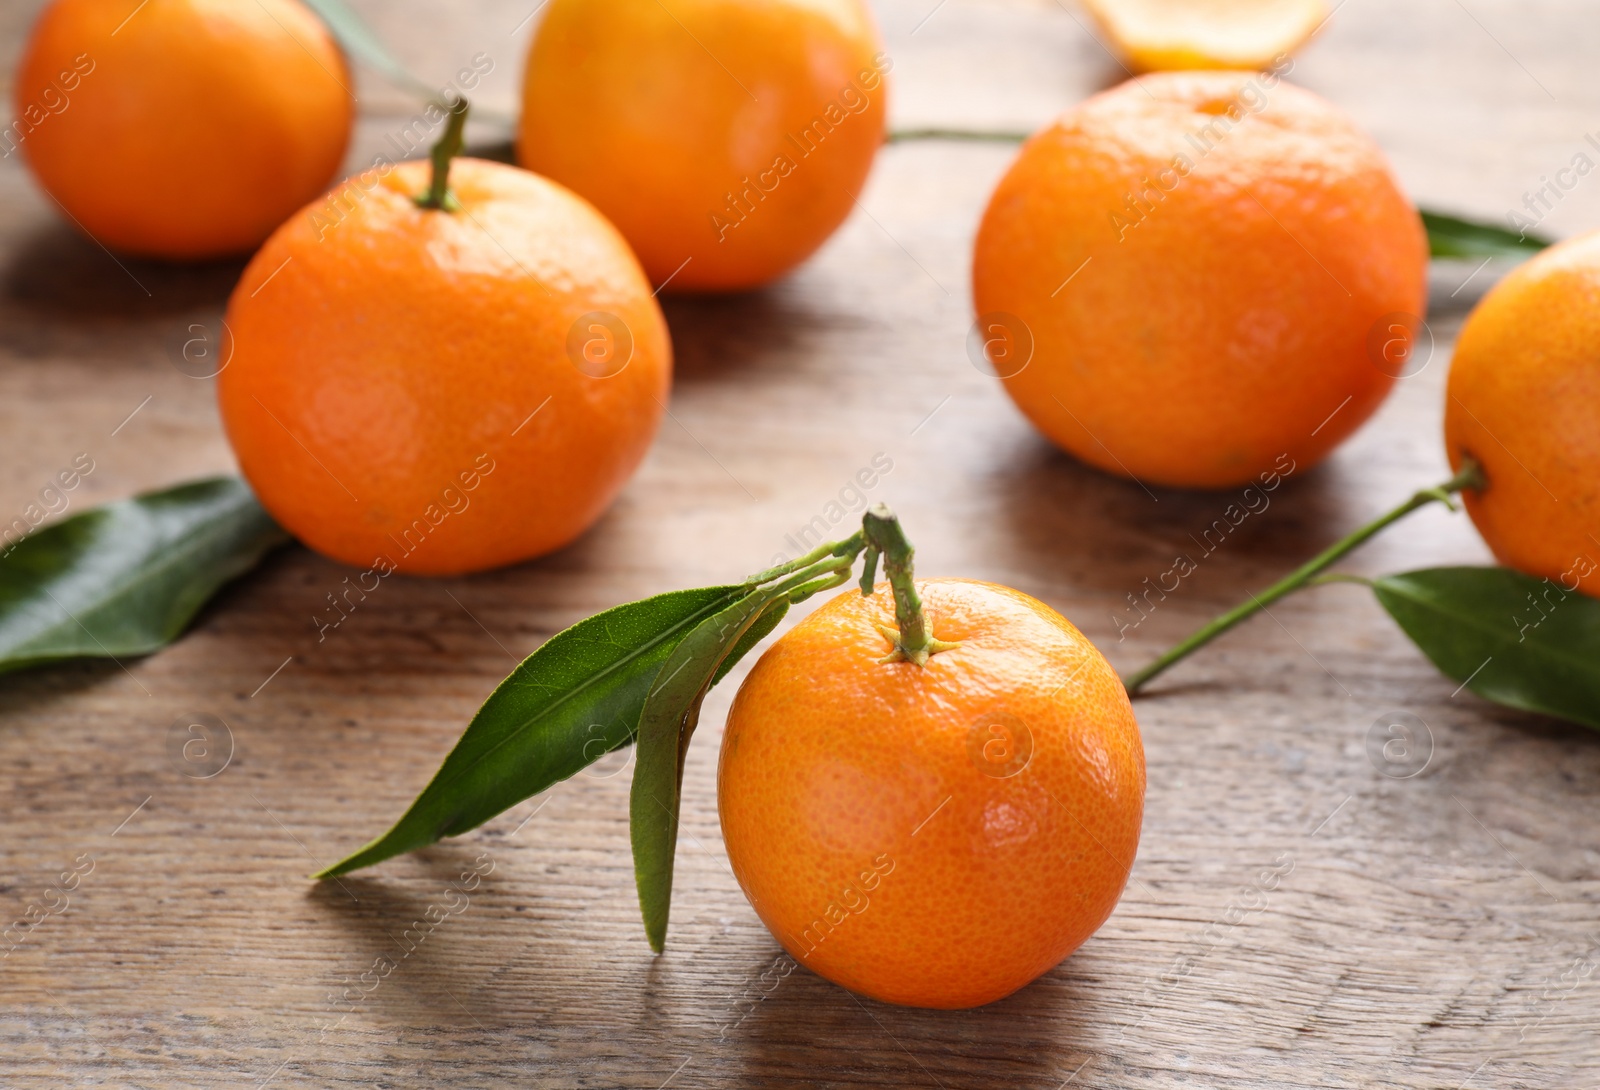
[743,531,864,587]
[1123,457,1487,694]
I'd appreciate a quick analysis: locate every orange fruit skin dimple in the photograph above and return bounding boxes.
[1446,230,1600,597]
[14,0,353,260]
[518,0,888,292]
[217,159,671,576]
[973,71,1427,490]
[719,579,1145,1009]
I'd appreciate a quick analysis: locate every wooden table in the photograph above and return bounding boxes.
[3,0,1597,1085]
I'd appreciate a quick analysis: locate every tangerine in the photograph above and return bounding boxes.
[718,578,1144,1009]
[1080,0,1329,72]
[217,142,670,576]
[13,0,353,260]
[517,0,888,292]
[1446,230,1600,597]
[972,71,1427,489]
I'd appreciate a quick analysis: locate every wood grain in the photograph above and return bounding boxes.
[2,0,1598,1086]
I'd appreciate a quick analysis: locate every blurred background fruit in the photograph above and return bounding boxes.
[518,0,888,292]
[1080,0,1329,72]
[1446,229,1600,597]
[218,153,670,576]
[973,70,1427,490]
[13,0,354,260]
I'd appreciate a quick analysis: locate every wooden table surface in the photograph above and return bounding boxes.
[3,0,1598,1086]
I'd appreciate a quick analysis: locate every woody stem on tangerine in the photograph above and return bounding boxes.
[415,96,470,212]
[1122,456,1489,695]
[860,503,958,667]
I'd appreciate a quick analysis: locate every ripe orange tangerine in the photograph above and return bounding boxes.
[719,578,1144,1009]
[973,70,1427,490]
[218,139,670,576]
[13,0,353,259]
[1446,229,1600,597]
[1080,0,1330,72]
[518,0,889,291]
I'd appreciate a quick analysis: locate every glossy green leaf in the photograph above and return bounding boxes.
[0,477,289,675]
[1421,209,1552,260]
[1374,567,1600,731]
[317,584,754,877]
[631,590,792,951]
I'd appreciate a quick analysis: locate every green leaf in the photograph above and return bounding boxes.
[300,0,516,125]
[0,477,289,675]
[1420,208,1552,260]
[711,597,788,688]
[1374,567,1600,731]
[317,584,755,877]
[299,0,437,99]
[630,590,792,951]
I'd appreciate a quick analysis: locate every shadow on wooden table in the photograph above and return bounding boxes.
[661,286,845,385]
[302,849,1115,1087]
[0,547,301,720]
[302,855,581,1021]
[0,658,131,721]
[984,432,1359,593]
[721,953,1109,1087]
[0,221,248,319]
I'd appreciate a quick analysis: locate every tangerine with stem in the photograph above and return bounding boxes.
[218,103,671,575]
[719,507,1144,1008]
[1446,229,1600,597]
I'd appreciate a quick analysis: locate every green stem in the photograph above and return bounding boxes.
[1123,457,1488,694]
[860,503,957,666]
[783,568,853,603]
[744,532,865,588]
[1306,572,1374,588]
[414,97,470,212]
[767,553,856,603]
